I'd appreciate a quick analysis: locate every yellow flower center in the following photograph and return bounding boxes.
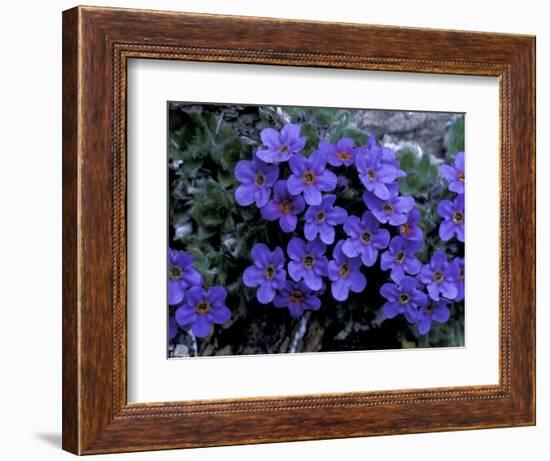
[279,199,292,214]
[169,265,182,280]
[337,151,351,161]
[453,211,463,224]
[302,170,317,185]
[340,263,350,277]
[264,265,275,280]
[195,300,211,315]
[255,174,265,186]
[289,290,304,304]
[361,232,372,243]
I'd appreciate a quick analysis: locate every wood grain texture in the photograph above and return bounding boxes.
[62,5,536,455]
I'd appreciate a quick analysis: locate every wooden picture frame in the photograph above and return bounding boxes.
[62,5,536,455]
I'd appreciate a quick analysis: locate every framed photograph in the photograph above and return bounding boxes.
[62,6,536,454]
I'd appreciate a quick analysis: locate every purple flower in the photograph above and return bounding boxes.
[451,257,465,302]
[342,211,390,266]
[234,157,279,207]
[356,145,400,200]
[168,315,178,341]
[419,250,460,301]
[243,243,286,304]
[380,276,426,324]
[328,240,367,301]
[260,180,305,232]
[417,300,451,335]
[318,138,360,167]
[441,151,465,194]
[287,150,337,206]
[399,208,424,241]
[168,249,203,305]
[174,286,231,338]
[256,123,306,163]
[437,193,465,242]
[273,280,321,318]
[363,134,406,176]
[304,194,348,244]
[363,184,415,226]
[287,237,328,290]
[380,236,423,283]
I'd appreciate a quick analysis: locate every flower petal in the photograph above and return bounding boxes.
[303,186,322,206]
[168,280,185,305]
[251,243,271,267]
[174,305,196,326]
[380,283,399,302]
[343,215,362,238]
[304,222,319,241]
[417,314,432,335]
[319,224,335,244]
[309,149,328,171]
[288,261,304,282]
[304,295,321,311]
[207,286,227,306]
[234,160,255,183]
[287,237,306,261]
[289,153,307,176]
[191,316,212,338]
[260,127,281,150]
[254,187,270,208]
[439,220,456,241]
[186,286,204,306]
[271,247,285,267]
[260,201,281,221]
[331,278,350,301]
[349,270,367,293]
[287,174,304,195]
[437,200,455,220]
[257,284,276,304]
[342,238,360,258]
[243,265,264,287]
[360,245,378,267]
[383,302,400,318]
[280,124,301,144]
[303,270,323,290]
[440,281,458,300]
[279,213,298,232]
[316,170,337,192]
[207,305,231,324]
[327,205,347,224]
[432,305,451,323]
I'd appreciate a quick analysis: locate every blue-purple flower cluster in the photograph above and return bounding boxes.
[168,248,232,338]
[438,152,465,242]
[235,124,465,335]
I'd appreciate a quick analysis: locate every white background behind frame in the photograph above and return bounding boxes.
[127,59,499,403]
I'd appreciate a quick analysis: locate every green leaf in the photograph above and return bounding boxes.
[301,123,319,154]
[190,180,233,230]
[398,148,419,172]
[444,116,465,156]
